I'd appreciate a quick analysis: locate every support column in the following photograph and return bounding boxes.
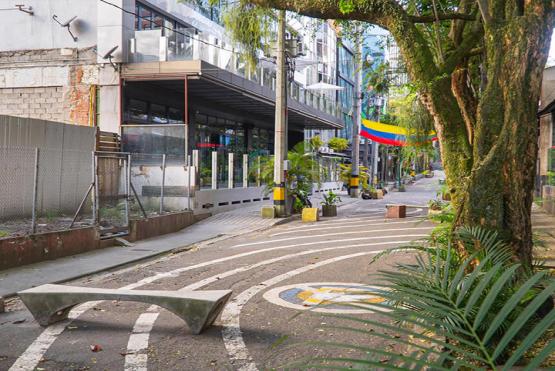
[243,154,248,188]
[192,149,199,190]
[211,151,217,190]
[272,10,288,217]
[350,27,362,198]
[228,153,234,189]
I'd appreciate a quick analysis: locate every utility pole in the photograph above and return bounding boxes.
[273,10,288,216]
[350,27,362,198]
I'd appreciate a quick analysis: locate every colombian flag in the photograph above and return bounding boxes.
[360,119,437,147]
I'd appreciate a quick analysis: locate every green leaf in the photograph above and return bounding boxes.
[492,280,555,361]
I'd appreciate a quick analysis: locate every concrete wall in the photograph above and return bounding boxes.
[0,0,97,51]
[0,0,131,132]
[538,113,552,178]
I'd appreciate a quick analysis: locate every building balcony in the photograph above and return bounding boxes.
[127,29,343,127]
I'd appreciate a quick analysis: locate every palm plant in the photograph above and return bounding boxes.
[292,226,555,370]
[252,142,325,196]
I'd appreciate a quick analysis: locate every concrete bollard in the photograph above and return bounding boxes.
[261,206,275,219]
[302,208,319,222]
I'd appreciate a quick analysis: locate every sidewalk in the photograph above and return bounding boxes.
[0,204,284,298]
[0,191,360,298]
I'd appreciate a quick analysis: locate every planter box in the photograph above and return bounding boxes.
[0,227,99,270]
[322,205,337,217]
[386,205,406,219]
[128,211,197,242]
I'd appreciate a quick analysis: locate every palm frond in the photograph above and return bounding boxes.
[285,226,555,370]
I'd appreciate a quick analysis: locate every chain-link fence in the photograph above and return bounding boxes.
[0,146,93,237]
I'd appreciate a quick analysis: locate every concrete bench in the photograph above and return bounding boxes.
[18,284,232,334]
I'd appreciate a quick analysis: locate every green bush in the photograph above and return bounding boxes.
[328,137,349,152]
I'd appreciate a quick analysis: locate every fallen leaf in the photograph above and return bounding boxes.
[90,344,103,352]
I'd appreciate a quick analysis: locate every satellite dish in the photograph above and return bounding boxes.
[102,45,118,60]
[52,14,78,42]
[102,46,119,71]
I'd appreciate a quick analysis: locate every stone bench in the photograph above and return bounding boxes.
[18,284,232,334]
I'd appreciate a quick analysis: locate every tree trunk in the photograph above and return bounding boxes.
[440,13,552,267]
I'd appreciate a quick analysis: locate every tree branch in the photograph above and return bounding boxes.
[441,20,484,74]
[246,0,439,82]
[409,13,476,22]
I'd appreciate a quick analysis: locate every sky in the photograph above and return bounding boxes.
[548,30,555,67]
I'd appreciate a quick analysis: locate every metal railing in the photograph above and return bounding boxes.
[129,29,341,119]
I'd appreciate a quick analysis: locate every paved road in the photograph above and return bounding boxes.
[0,176,440,371]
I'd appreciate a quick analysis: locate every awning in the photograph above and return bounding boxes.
[122,60,343,130]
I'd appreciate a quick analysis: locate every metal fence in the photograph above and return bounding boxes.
[0,146,93,235]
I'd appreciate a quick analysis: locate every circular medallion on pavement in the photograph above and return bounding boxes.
[262,282,391,314]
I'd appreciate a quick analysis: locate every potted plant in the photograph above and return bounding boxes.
[427,199,446,215]
[321,190,341,217]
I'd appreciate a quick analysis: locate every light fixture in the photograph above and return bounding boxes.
[52,15,78,42]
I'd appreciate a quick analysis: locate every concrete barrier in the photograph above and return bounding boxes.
[128,211,199,242]
[0,227,99,270]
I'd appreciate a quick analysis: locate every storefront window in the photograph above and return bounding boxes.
[122,126,186,164]
[150,104,168,124]
[127,99,149,123]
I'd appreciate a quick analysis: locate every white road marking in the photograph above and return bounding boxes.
[8,301,101,371]
[221,250,384,371]
[232,227,430,248]
[124,312,160,371]
[10,228,425,371]
[276,216,425,231]
[270,219,427,236]
[123,239,420,370]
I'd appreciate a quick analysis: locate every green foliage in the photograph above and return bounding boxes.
[327,137,349,152]
[308,136,323,151]
[363,62,392,96]
[252,142,325,196]
[321,190,342,206]
[338,163,369,189]
[0,230,9,238]
[295,226,555,369]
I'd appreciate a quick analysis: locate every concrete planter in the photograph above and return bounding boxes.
[128,211,198,242]
[322,205,337,217]
[0,227,99,270]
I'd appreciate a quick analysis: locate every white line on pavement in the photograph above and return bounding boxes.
[270,219,428,236]
[9,228,426,371]
[283,216,424,231]
[124,312,160,371]
[221,250,385,371]
[123,239,416,370]
[232,227,430,248]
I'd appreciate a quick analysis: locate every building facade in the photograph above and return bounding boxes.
[0,0,343,166]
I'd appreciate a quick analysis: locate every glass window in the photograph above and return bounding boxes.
[127,99,148,123]
[152,12,164,29]
[150,104,168,124]
[139,6,152,30]
[168,107,183,124]
[122,126,186,162]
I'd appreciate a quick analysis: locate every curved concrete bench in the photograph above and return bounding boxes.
[18,284,232,334]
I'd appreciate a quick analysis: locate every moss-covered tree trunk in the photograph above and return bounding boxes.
[246,0,554,266]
